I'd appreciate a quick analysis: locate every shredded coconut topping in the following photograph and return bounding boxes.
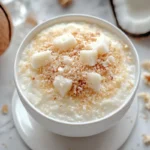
[18,22,135,122]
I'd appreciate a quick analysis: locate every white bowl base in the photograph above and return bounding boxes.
[12,90,138,150]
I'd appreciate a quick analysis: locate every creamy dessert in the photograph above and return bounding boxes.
[18,22,135,122]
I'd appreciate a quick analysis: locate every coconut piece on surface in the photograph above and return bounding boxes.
[138,92,150,110]
[80,50,98,66]
[53,75,72,97]
[53,33,76,51]
[31,51,52,69]
[95,34,110,55]
[87,72,102,92]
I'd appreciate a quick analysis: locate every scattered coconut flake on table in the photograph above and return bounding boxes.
[138,92,150,110]
[143,135,150,145]
[26,13,38,27]
[58,0,72,7]
[142,61,150,71]
[63,56,73,65]
[111,41,122,50]
[143,72,150,86]
[1,104,8,114]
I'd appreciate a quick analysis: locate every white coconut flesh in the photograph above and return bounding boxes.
[112,0,150,35]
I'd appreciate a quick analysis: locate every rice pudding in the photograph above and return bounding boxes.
[18,22,135,122]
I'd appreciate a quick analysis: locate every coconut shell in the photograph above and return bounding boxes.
[0,3,12,55]
[110,0,150,37]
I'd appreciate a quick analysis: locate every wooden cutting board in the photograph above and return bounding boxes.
[0,2,12,55]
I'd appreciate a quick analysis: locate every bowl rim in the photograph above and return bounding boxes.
[14,14,140,125]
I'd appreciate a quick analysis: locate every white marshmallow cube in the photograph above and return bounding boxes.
[95,34,110,55]
[31,51,52,69]
[53,75,72,97]
[53,33,77,51]
[80,50,98,66]
[87,72,102,92]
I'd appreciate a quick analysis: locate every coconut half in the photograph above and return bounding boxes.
[110,0,150,37]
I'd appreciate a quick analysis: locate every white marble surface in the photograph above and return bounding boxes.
[0,0,150,149]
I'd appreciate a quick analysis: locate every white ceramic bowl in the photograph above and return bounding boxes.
[14,15,140,137]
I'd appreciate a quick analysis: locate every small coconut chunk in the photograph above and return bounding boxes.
[107,56,115,62]
[63,56,73,65]
[143,135,150,145]
[138,92,150,110]
[85,43,94,50]
[31,51,52,69]
[143,72,150,86]
[124,44,129,49]
[142,61,150,71]
[106,56,115,64]
[80,50,98,66]
[58,67,64,73]
[103,56,115,67]
[95,34,109,55]
[53,33,76,51]
[53,75,72,97]
[87,72,102,92]
[65,23,81,31]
